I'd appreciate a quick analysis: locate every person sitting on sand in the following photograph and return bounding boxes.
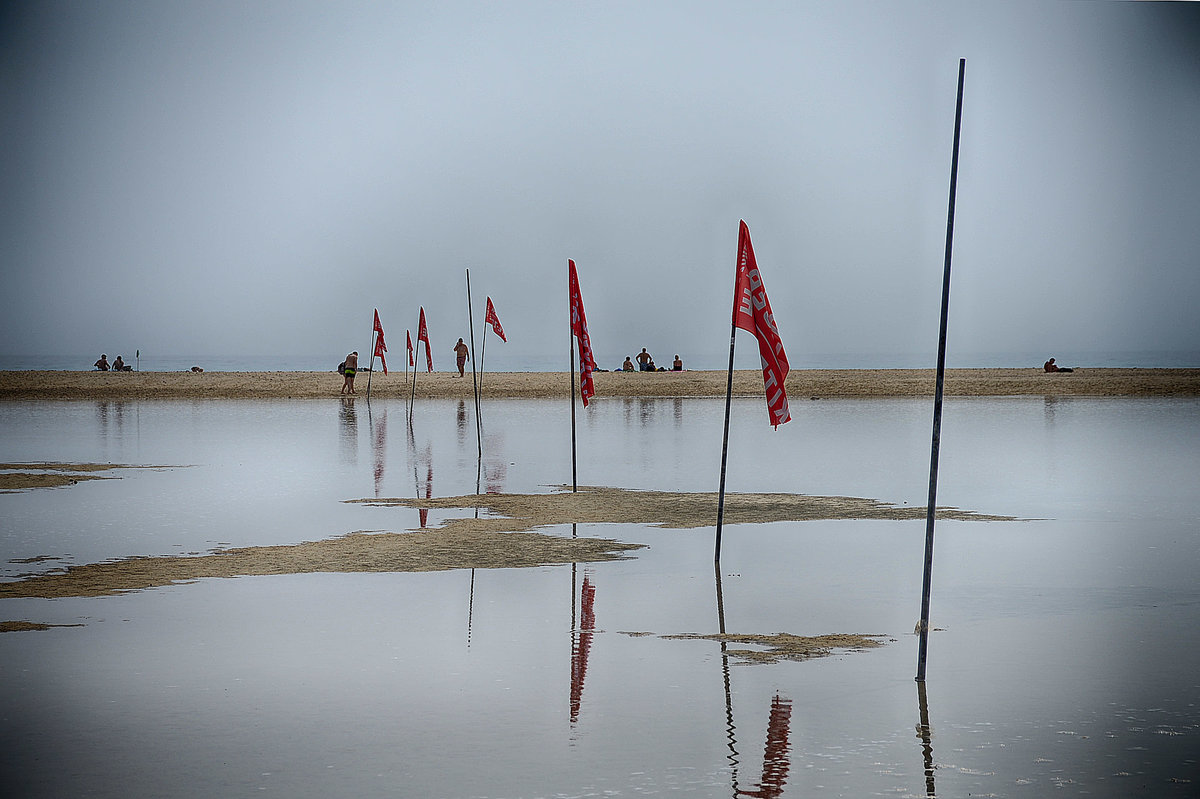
[94,354,109,371]
[1043,357,1074,373]
[112,355,131,372]
[672,354,683,371]
[453,338,470,377]
[622,356,635,372]
[341,351,358,394]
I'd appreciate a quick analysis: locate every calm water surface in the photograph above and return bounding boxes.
[1,395,1198,797]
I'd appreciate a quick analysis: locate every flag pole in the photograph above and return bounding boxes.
[917,57,966,683]
[714,308,738,562]
[479,322,488,391]
[366,328,376,403]
[409,340,419,425]
[569,264,578,493]
[466,269,483,467]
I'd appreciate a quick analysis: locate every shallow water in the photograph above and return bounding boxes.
[1,395,1198,797]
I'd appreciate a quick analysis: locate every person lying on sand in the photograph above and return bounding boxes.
[1043,357,1074,373]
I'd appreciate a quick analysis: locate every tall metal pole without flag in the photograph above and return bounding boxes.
[917,58,966,682]
[466,269,483,467]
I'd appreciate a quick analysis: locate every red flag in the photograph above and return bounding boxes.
[733,220,790,427]
[568,259,597,406]
[406,330,414,367]
[372,309,387,375]
[417,307,433,372]
[484,297,507,342]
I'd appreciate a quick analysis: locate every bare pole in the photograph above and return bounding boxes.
[366,322,376,402]
[466,269,483,466]
[408,340,419,425]
[569,264,578,493]
[917,58,966,682]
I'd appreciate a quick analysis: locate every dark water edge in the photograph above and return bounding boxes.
[4,349,1200,373]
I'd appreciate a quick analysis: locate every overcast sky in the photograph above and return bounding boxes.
[2,0,1198,368]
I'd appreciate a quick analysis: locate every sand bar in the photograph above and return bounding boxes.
[2,368,1198,401]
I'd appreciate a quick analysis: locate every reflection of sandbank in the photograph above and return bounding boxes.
[352,485,1017,527]
[660,632,888,664]
[0,486,1014,599]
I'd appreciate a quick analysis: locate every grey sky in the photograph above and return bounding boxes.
[2,1,1198,368]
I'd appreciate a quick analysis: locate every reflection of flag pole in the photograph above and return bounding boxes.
[715,564,741,794]
[917,681,937,796]
[917,58,966,683]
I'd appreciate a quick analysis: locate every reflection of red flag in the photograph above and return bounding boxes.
[417,307,433,372]
[484,297,507,342]
[569,573,596,725]
[568,260,596,406]
[734,220,790,427]
[406,330,414,367]
[737,695,793,799]
[372,309,387,375]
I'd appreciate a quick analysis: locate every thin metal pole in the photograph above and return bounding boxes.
[366,325,376,402]
[917,58,966,682]
[569,264,578,492]
[409,341,419,424]
[714,312,738,561]
[466,269,482,465]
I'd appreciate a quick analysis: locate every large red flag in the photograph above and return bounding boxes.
[734,220,790,427]
[372,309,388,375]
[417,307,433,372]
[568,259,596,406]
[484,297,507,342]
[406,330,414,367]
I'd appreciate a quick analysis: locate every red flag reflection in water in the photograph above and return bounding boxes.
[418,461,432,528]
[569,574,596,725]
[738,695,793,798]
[373,410,387,497]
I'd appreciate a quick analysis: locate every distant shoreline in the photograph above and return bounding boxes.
[2,368,1199,400]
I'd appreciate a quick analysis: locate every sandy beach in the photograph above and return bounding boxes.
[2,367,1199,400]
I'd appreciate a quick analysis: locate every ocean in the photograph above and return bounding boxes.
[3,349,1198,373]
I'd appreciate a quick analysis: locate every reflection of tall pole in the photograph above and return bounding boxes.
[917,58,966,683]
[716,564,740,796]
[467,568,475,648]
[916,681,936,797]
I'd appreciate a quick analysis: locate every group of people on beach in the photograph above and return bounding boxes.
[93,354,132,372]
[622,348,682,373]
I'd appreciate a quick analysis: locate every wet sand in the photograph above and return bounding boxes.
[0,484,1014,598]
[2,367,1198,400]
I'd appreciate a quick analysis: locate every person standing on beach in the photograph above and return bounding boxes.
[453,338,469,377]
[636,348,653,371]
[341,351,358,394]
